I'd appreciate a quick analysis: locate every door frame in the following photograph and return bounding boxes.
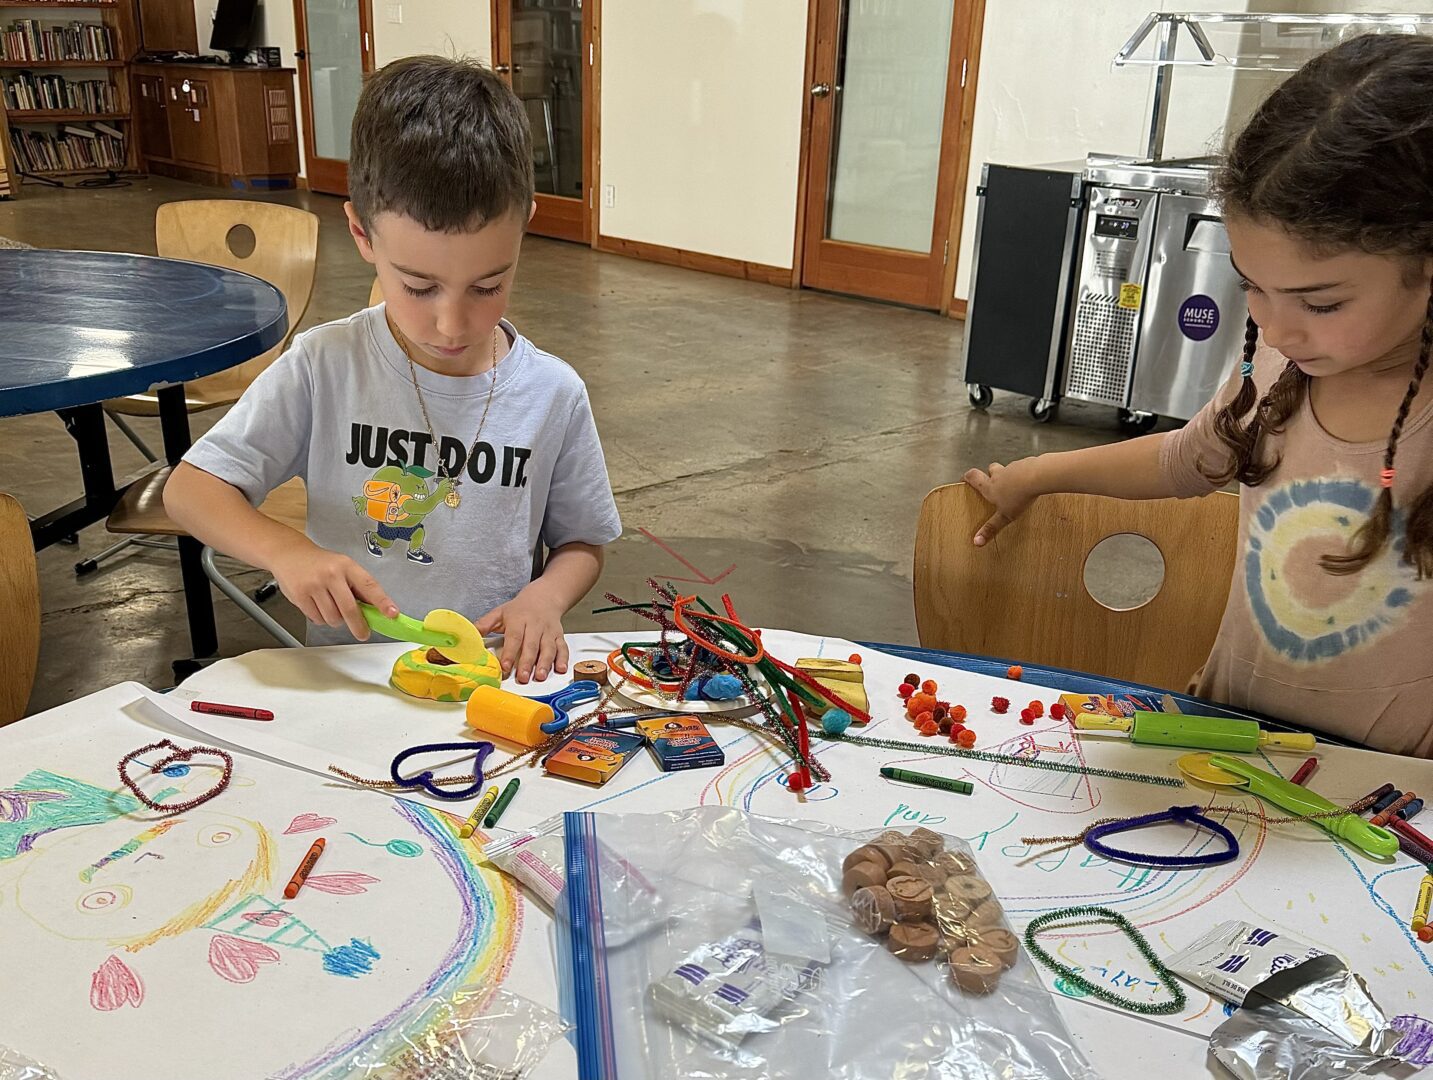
[292,0,376,196]
[492,0,601,245]
[791,0,986,316]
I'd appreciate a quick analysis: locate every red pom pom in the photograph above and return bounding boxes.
[921,679,939,695]
[848,653,862,664]
[897,683,915,700]
[1007,665,1024,680]
[1020,708,1035,722]
[1049,703,1066,721]
[991,696,1010,714]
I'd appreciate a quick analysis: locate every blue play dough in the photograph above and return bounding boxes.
[821,708,853,736]
[701,674,744,701]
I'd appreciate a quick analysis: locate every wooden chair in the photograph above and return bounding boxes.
[913,483,1239,691]
[0,493,40,723]
[369,278,383,305]
[100,199,319,462]
[80,200,318,576]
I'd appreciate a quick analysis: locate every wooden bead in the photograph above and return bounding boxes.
[933,850,975,877]
[887,922,941,962]
[573,660,609,684]
[851,885,895,936]
[965,897,1006,929]
[842,861,888,896]
[949,943,1004,994]
[886,875,934,922]
[907,826,945,858]
[970,926,1020,969]
[887,859,942,886]
[944,874,993,909]
[843,844,892,874]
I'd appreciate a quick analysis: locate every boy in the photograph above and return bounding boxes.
[165,56,621,684]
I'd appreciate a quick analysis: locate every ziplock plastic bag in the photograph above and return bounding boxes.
[0,1047,61,1080]
[347,984,569,1079]
[556,806,1099,1080]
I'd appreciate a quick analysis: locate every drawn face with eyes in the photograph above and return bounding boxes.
[14,812,272,948]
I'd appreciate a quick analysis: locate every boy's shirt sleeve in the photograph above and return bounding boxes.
[541,386,622,549]
[181,341,315,504]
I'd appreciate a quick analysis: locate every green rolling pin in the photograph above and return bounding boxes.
[1073,711,1315,753]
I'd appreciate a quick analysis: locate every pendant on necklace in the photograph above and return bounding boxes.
[445,489,462,509]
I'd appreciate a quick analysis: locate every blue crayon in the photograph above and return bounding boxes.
[1370,788,1404,815]
[1395,798,1425,822]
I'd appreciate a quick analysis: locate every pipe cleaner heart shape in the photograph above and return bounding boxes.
[1082,805,1239,869]
[388,741,494,801]
[118,739,234,814]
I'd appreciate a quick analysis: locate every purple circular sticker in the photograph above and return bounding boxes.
[1178,295,1220,341]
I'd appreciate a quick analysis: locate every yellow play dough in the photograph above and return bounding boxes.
[390,647,502,703]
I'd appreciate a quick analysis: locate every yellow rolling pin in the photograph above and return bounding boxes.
[1073,711,1315,753]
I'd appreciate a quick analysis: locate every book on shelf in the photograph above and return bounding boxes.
[0,20,116,64]
[8,120,123,172]
[3,72,115,112]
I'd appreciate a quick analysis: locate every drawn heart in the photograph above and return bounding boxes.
[302,872,379,896]
[208,934,281,984]
[91,954,144,1011]
[284,813,337,835]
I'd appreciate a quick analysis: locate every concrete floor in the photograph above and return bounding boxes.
[0,176,1150,716]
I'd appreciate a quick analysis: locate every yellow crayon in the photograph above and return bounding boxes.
[459,786,499,839]
[1413,873,1433,932]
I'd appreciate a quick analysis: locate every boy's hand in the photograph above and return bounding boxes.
[270,543,398,640]
[475,589,570,684]
[963,459,1041,547]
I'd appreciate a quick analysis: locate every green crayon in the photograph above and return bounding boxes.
[484,778,521,828]
[879,766,973,796]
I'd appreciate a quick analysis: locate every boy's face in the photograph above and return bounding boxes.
[346,203,533,373]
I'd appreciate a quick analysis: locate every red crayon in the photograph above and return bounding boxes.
[1390,817,1433,854]
[191,700,274,722]
[284,838,326,899]
[1290,757,1318,786]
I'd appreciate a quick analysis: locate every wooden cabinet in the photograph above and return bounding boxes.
[131,63,298,189]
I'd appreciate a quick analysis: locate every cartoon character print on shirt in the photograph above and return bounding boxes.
[1245,476,1421,662]
[352,464,454,565]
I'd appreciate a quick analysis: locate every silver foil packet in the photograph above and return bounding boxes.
[1208,954,1403,1079]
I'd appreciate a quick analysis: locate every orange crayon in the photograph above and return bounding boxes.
[283,838,326,899]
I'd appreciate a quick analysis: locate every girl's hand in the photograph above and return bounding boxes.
[963,459,1042,547]
[270,542,398,640]
[476,589,570,684]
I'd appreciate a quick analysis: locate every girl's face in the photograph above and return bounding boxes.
[1226,216,1432,378]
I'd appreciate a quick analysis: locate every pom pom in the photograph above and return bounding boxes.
[1007,665,1024,680]
[938,717,953,734]
[932,705,948,721]
[921,679,938,695]
[906,692,937,718]
[991,697,1010,714]
[1020,708,1035,722]
[918,721,939,736]
[821,708,853,736]
[848,653,862,664]
[897,683,915,701]
[1049,703,1067,721]
[951,704,967,722]
[904,673,921,687]
[956,729,977,747]
[913,709,934,727]
[1028,701,1044,718]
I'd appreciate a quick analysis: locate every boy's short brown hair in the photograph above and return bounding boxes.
[349,56,533,233]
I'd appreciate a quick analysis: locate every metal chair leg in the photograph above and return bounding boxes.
[107,411,158,463]
[201,545,303,648]
[76,536,177,575]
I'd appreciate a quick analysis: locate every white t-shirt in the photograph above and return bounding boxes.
[184,305,622,644]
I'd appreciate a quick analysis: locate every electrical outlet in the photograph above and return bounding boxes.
[386,4,403,23]
[603,184,615,208]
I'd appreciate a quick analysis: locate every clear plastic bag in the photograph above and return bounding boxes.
[0,1047,61,1080]
[347,985,570,1079]
[555,807,1100,1080]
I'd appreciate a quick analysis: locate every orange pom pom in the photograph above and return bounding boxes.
[905,692,937,718]
[1007,665,1023,680]
[921,679,938,695]
[950,704,967,722]
[914,710,934,727]
[956,729,977,747]
[918,720,939,736]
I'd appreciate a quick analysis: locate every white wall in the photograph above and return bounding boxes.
[597,0,808,270]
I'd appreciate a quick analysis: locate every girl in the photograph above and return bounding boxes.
[964,33,1433,757]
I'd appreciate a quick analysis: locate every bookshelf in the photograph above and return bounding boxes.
[0,0,136,187]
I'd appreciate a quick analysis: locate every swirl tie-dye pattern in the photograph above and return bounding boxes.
[1245,478,1419,662]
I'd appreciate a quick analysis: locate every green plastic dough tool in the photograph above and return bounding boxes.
[1075,711,1316,753]
[360,604,459,650]
[1187,753,1399,858]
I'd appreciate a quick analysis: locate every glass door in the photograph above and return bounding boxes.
[292,0,374,195]
[493,0,592,243]
[801,0,974,309]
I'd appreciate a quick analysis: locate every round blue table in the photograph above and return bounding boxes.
[0,248,288,662]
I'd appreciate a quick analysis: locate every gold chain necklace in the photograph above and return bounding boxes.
[392,320,501,509]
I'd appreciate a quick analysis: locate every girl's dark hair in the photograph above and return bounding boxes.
[1209,32,1433,577]
[349,56,534,233]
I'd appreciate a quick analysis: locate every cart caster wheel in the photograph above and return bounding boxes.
[1118,409,1159,434]
[75,558,98,576]
[254,580,280,603]
[1028,398,1057,423]
[968,383,993,410]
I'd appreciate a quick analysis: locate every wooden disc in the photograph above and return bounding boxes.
[842,861,888,896]
[851,885,896,936]
[844,844,892,874]
[886,875,935,922]
[970,926,1020,969]
[949,943,1004,994]
[573,660,609,684]
[887,922,941,962]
